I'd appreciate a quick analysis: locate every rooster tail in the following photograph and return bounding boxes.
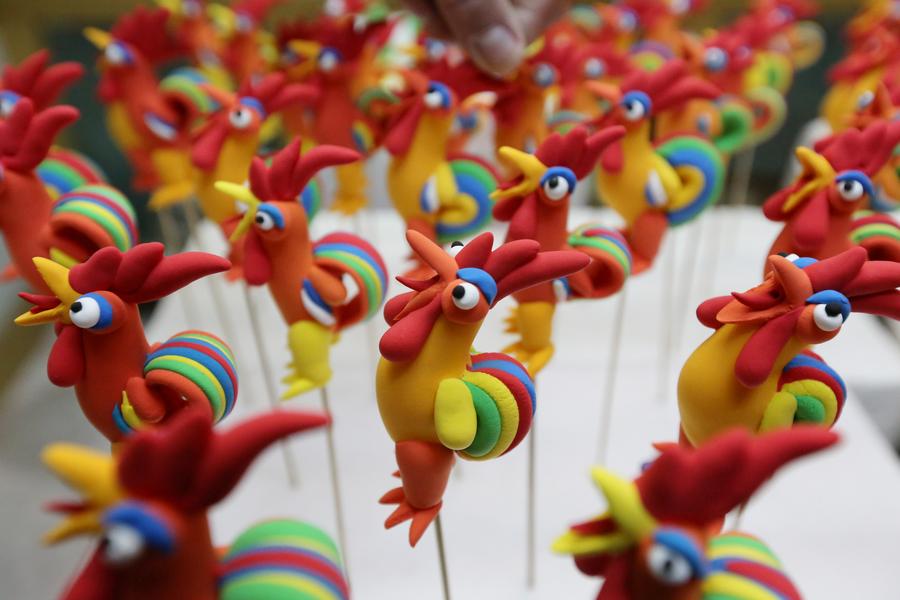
[45,183,138,267]
[656,136,725,226]
[850,210,900,262]
[434,154,497,244]
[312,232,389,331]
[704,532,801,600]
[219,519,349,600]
[37,147,107,200]
[113,331,238,435]
[457,352,536,461]
[777,350,846,427]
[567,224,632,299]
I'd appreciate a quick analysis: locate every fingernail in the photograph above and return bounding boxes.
[469,25,523,77]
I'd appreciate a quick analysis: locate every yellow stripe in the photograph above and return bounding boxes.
[179,332,235,362]
[232,572,339,599]
[702,572,781,600]
[151,355,227,420]
[253,534,341,565]
[49,247,79,268]
[59,200,130,248]
[781,379,838,426]
[461,371,519,460]
[119,394,146,431]
[706,544,782,570]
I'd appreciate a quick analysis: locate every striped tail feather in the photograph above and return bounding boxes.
[301,178,322,223]
[777,350,846,427]
[566,224,632,299]
[38,147,107,200]
[745,86,788,147]
[702,532,801,600]
[46,183,138,267]
[159,67,216,128]
[434,154,497,244]
[850,210,900,262]
[220,519,349,600]
[310,232,389,331]
[457,352,536,461]
[656,135,725,226]
[113,331,238,435]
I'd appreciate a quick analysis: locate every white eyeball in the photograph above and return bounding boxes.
[103,524,145,565]
[703,47,728,72]
[813,302,845,331]
[542,175,571,200]
[421,177,440,213]
[450,282,481,310]
[836,179,865,201]
[646,543,694,585]
[448,241,465,257]
[622,98,647,121]
[69,296,102,329]
[424,89,445,109]
[318,51,339,72]
[857,89,875,110]
[583,57,605,79]
[229,107,253,129]
[0,97,14,118]
[533,63,556,88]
[254,210,276,231]
[105,43,128,65]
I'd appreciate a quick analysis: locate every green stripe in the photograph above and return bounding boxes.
[852,223,900,242]
[315,250,382,316]
[79,184,137,221]
[228,519,341,564]
[56,200,129,250]
[178,332,235,362]
[146,356,224,419]
[710,534,776,559]
[451,160,496,192]
[569,236,631,275]
[462,380,502,457]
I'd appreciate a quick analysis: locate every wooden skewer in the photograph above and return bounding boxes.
[435,514,452,600]
[596,288,628,466]
[157,207,200,328]
[319,386,350,579]
[656,233,678,403]
[526,420,537,589]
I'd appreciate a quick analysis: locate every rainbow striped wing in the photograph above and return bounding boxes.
[38,147,107,199]
[566,224,632,299]
[457,352,536,461]
[113,331,238,435]
[656,136,725,226]
[310,232,389,330]
[777,351,846,427]
[434,154,497,244]
[850,210,900,262]
[702,533,801,600]
[301,179,322,222]
[49,184,138,266]
[159,67,217,128]
[220,519,349,600]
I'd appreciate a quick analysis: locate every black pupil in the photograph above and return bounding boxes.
[843,182,854,192]
[662,558,675,575]
[451,241,463,248]
[71,301,83,313]
[452,285,466,299]
[824,302,842,318]
[255,215,265,224]
[548,176,559,189]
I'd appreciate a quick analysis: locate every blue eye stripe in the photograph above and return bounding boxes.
[257,204,285,229]
[836,170,876,200]
[239,96,266,119]
[457,268,497,304]
[428,81,452,107]
[541,166,577,190]
[81,293,114,330]
[622,90,652,112]
[103,502,175,553]
[653,528,708,578]
[806,290,851,320]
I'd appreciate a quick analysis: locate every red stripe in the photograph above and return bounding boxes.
[164,341,238,388]
[476,367,533,453]
[725,560,802,600]
[52,149,102,182]
[61,188,138,242]
[222,549,348,596]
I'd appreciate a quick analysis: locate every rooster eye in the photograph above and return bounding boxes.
[448,241,465,257]
[541,167,577,201]
[451,282,481,310]
[703,47,728,72]
[254,210,275,231]
[583,57,605,79]
[229,107,253,129]
[102,524,145,565]
[318,49,340,72]
[533,63,556,88]
[621,92,650,121]
[835,171,872,202]
[646,543,693,585]
[856,89,875,110]
[813,302,845,331]
[69,293,113,330]
[104,42,131,65]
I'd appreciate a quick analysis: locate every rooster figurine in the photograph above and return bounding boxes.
[554,427,837,600]
[376,230,589,545]
[678,248,900,446]
[219,139,387,398]
[43,409,349,600]
[15,243,235,444]
[591,60,725,273]
[764,120,900,265]
[492,126,632,375]
[376,73,497,252]
[0,100,134,292]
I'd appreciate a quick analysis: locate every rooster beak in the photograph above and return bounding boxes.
[41,443,120,544]
[767,254,814,306]
[83,27,113,50]
[15,259,78,326]
[215,181,262,243]
[406,230,458,282]
[782,147,836,212]
[586,81,622,106]
[590,467,658,538]
[492,147,547,200]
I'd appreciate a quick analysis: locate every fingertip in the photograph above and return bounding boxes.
[468,25,525,77]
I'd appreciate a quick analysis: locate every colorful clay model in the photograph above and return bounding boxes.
[565,3,639,52]
[678,248,900,446]
[376,230,590,545]
[279,7,392,213]
[850,84,900,208]
[554,426,837,600]
[738,0,824,83]
[219,139,387,398]
[556,40,633,118]
[16,243,235,444]
[592,60,725,273]
[376,73,497,252]
[44,409,349,600]
[764,120,900,264]
[189,73,316,223]
[624,0,707,60]
[208,0,281,84]
[0,100,132,292]
[493,126,632,375]
[1,49,83,116]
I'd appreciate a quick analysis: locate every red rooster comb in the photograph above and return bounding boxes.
[237,72,316,114]
[0,98,78,172]
[641,426,837,525]
[1,50,83,112]
[813,119,900,175]
[67,242,230,304]
[247,138,360,202]
[536,126,626,180]
[110,7,186,64]
[621,60,720,113]
[117,409,328,511]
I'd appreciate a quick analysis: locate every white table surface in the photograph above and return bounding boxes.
[3,205,900,599]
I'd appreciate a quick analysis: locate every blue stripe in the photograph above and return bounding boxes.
[54,195,136,245]
[579,228,634,263]
[315,242,387,287]
[436,168,493,240]
[661,141,722,225]
[708,558,791,600]
[37,166,76,194]
[146,345,236,411]
[111,405,134,435]
[784,354,846,397]
[302,280,333,314]
[473,358,536,409]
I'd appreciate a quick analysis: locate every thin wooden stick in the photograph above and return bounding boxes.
[242,285,300,487]
[596,288,628,465]
[157,207,199,327]
[526,420,537,588]
[319,386,350,577]
[656,233,678,403]
[672,216,705,357]
[726,148,756,247]
[435,514,452,600]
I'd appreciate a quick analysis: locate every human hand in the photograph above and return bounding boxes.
[403,0,570,76]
